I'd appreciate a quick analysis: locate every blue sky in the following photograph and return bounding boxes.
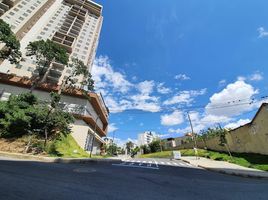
[91,0,268,145]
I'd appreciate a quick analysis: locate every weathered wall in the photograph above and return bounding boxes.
[177,104,268,155]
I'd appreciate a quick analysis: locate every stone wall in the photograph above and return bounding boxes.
[177,104,268,155]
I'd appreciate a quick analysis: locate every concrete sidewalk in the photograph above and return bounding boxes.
[181,156,268,179]
[0,151,122,164]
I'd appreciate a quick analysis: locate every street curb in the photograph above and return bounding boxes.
[197,165,268,179]
[180,157,268,179]
[0,151,122,164]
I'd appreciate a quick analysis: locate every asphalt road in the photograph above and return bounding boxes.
[0,157,267,200]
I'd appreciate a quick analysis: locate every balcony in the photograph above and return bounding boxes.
[64,0,102,17]
[52,31,75,53]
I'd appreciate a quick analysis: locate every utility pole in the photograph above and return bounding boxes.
[89,115,100,158]
[187,112,198,159]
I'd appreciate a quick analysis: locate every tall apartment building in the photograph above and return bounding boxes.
[0,0,20,16]
[0,0,108,155]
[137,131,157,146]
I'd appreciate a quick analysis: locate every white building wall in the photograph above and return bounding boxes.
[137,131,157,146]
[71,119,102,154]
[0,0,103,86]
[0,83,104,129]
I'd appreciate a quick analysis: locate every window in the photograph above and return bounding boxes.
[15,64,22,69]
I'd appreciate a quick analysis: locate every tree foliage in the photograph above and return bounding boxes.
[26,39,68,87]
[59,57,94,94]
[130,146,140,157]
[106,144,118,156]
[126,141,134,154]
[140,145,151,154]
[0,19,21,63]
[0,92,74,138]
[149,140,162,153]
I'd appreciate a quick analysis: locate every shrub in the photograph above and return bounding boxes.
[149,140,162,153]
[0,92,74,138]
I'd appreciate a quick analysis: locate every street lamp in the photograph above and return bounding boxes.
[89,115,100,158]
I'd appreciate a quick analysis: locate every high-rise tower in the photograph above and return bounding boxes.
[0,0,108,155]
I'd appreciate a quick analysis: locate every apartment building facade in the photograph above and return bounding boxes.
[137,131,157,146]
[0,0,108,154]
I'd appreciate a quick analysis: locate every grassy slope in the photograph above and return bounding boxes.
[139,149,268,171]
[50,134,89,158]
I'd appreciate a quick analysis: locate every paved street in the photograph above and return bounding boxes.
[0,157,268,200]
[113,158,197,170]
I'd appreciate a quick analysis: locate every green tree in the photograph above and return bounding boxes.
[26,39,68,91]
[218,126,233,159]
[149,140,161,153]
[140,145,151,154]
[0,92,74,140]
[126,141,134,154]
[106,144,117,156]
[0,19,21,63]
[131,146,140,157]
[59,57,94,95]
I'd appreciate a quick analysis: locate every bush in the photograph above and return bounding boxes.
[149,140,161,153]
[141,145,151,154]
[0,92,74,138]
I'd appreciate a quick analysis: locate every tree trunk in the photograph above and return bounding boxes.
[43,107,53,146]
[40,62,53,83]
[44,128,48,147]
[225,143,233,160]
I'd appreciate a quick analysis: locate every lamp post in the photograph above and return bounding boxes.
[89,115,100,158]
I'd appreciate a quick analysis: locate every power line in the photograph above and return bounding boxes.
[108,95,268,114]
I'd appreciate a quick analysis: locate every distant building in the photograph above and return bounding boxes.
[161,136,188,150]
[138,131,157,146]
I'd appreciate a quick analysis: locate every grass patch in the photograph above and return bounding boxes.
[139,149,268,171]
[48,134,89,158]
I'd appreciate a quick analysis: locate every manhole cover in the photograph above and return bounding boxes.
[73,168,97,173]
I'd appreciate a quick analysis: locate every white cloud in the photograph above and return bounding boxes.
[206,80,258,117]
[200,114,231,125]
[237,76,246,81]
[174,74,191,80]
[113,137,138,147]
[92,56,133,94]
[258,27,268,38]
[157,83,171,94]
[137,80,155,94]
[108,123,118,133]
[161,110,184,126]
[168,126,193,135]
[224,119,251,130]
[249,72,263,81]
[92,56,162,113]
[163,89,207,105]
